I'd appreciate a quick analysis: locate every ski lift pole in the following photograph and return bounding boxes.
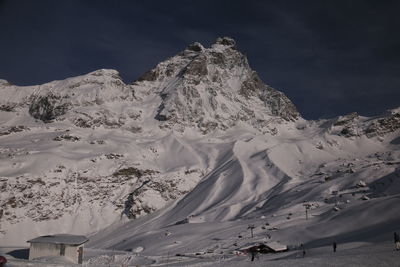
[303,203,311,220]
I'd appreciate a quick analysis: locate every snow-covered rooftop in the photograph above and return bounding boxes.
[265,241,288,252]
[27,234,89,245]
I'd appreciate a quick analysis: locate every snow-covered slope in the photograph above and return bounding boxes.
[0,37,399,260]
[87,110,400,253]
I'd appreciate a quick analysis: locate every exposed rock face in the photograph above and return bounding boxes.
[136,69,159,82]
[29,94,71,122]
[0,104,16,112]
[183,54,208,76]
[186,42,205,52]
[321,109,400,139]
[215,36,237,49]
[333,112,359,126]
[261,87,299,121]
[365,111,400,137]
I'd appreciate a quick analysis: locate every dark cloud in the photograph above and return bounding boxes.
[0,0,399,119]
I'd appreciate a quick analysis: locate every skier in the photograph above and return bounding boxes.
[333,241,337,253]
[249,246,258,261]
[394,232,400,251]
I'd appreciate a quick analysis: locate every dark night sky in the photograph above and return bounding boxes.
[1,0,399,119]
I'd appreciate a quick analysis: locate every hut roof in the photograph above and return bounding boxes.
[264,242,287,252]
[27,234,88,245]
[239,241,288,253]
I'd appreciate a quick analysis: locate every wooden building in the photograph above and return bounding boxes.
[27,234,88,264]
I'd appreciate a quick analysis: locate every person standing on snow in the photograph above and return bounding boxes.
[301,243,306,257]
[249,246,258,261]
[333,241,337,253]
[394,232,400,251]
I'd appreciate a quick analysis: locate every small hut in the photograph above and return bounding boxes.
[239,241,288,254]
[27,234,88,264]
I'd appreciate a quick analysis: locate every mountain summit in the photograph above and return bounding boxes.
[133,36,299,132]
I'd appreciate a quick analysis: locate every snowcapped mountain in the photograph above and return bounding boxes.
[131,37,298,133]
[0,36,399,257]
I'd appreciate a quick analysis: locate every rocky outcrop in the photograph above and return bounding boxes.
[334,112,359,126]
[136,69,159,82]
[215,36,237,49]
[365,111,400,137]
[183,55,208,76]
[186,42,205,52]
[261,87,299,121]
[324,109,400,139]
[29,94,71,121]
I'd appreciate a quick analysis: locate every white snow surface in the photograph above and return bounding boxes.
[0,37,400,266]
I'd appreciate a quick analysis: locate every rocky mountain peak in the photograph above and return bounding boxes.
[132,37,300,133]
[213,36,237,49]
[185,42,205,52]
